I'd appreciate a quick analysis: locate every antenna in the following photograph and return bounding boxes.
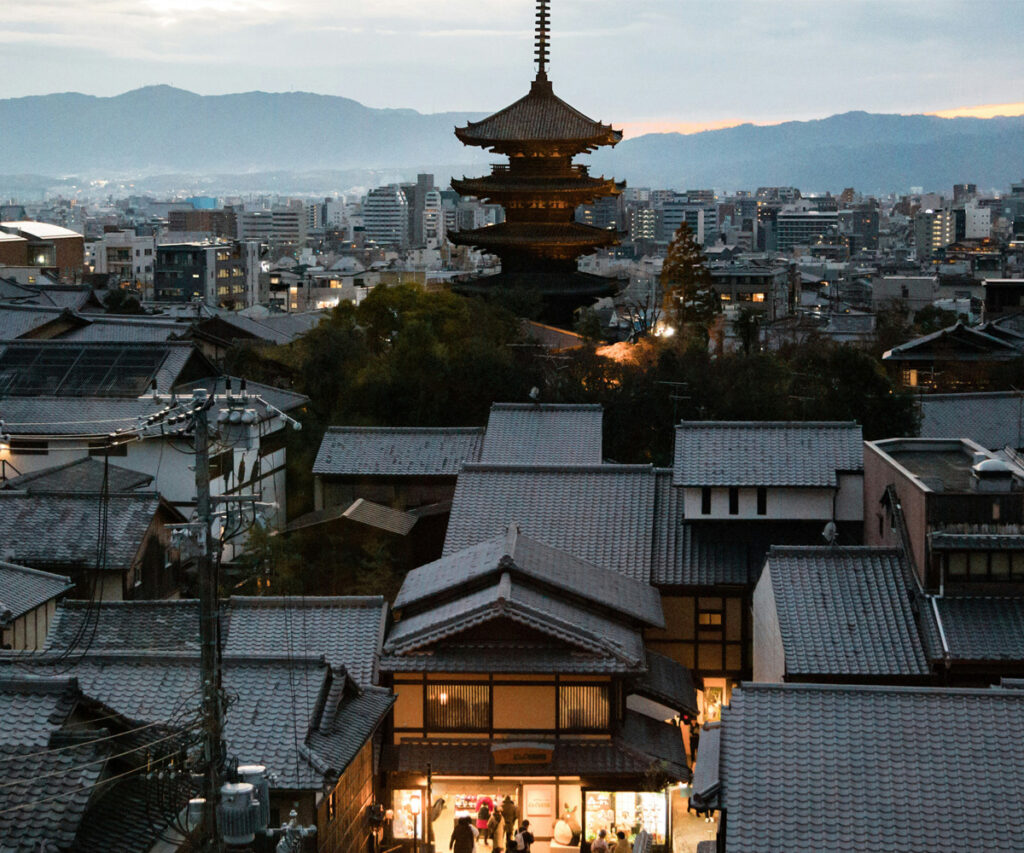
[534,0,550,79]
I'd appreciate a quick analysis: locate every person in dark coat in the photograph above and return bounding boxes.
[501,795,518,848]
[450,815,476,853]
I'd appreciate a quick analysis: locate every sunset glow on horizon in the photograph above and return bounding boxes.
[620,101,1024,139]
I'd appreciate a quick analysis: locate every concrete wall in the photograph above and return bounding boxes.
[863,442,929,583]
[752,564,785,682]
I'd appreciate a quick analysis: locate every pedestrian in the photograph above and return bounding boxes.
[611,830,632,853]
[477,796,493,842]
[501,795,518,849]
[513,819,534,851]
[591,829,609,852]
[488,811,506,852]
[450,815,476,853]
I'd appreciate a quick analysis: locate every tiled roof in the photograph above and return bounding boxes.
[0,305,68,339]
[0,396,190,436]
[341,498,418,535]
[480,403,603,465]
[631,650,698,716]
[49,596,386,686]
[456,77,621,148]
[379,642,638,675]
[72,777,183,853]
[198,310,327,345]
[764,547,930,677]
[0,743,104,851]
[651,478,845,587]
[444,464,657,582]
[0,673,77,747]
[929,526,1024,550]
[883,321,1024,361]
[395,525,664,629]
[175,375,309,415]
[673,421,863,487]
[933,596,1024,662]
[47,600,201,654]
[385,712,685,781]
[1,457,153,493]
[306,684,394,775]
[384,573,646,673]
[0,561,73,623]
[0,492,162,573]
[56,319,185,343]
[920,391,1024,450]
[709,683,1024,852]
[224,596,386,685]
[313,426,484,476]
[20,653,329,789]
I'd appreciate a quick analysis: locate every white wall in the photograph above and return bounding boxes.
[835,473,863,522]
[682,486,836,520]
[752,564,785,682]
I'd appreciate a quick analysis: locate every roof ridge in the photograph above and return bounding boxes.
[676,420,860,428]
[489,403,603,411]
[739,681,1024,697]
[0,560,73,585]
[461,463,653,474]
[228,595,385,608]
[325,425,483,434]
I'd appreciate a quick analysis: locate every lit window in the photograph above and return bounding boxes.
[559,684,610,730]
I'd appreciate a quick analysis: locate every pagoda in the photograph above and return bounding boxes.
[450,0,624,316]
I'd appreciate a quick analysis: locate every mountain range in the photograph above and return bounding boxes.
[1,86,1022,193]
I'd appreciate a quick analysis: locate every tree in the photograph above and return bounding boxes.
[103,287,143,314]
[733,305,761,355]
[660,222,719,345]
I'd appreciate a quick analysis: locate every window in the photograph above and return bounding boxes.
[756,487,767,516]
[728,487,739,515]
[701,487,711,515]
[698,611,723,626]
[946,550,1024,581]
[8,439,48,456]
[559,684,610,730]
[88,439,128,457]
[426,683,488,730]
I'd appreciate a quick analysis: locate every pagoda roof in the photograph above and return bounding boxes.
[456,75,622,151]
[449,221,620,250]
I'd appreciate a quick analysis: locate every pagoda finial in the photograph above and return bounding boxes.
[534,0,550,80]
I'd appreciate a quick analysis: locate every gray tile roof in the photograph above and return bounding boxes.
[480,403,603,465]
[929,525,1024,551]
[313,426,484,476]
[932,596,1024,662]
[306,683,394,776]
[764,547,930,677]
[444,464,657,582]
[0,742,104,851]
[48,596,387,686]
[708,683,1024,852]
[0,673,77,747]
[224,596,387,685]
[55,318,185,343]
[920,391,1024,450]
[631,650,698,716]
[395,524,664,629]
[384,711,687,781]
[0,396,189,436]
[672,421,863,487]
[883,321,1024,361]
[0,492,163,573]
[0,561,73,623]
[72,777,182,853]
[651,477,845,587]
[0,305,68,339]
[384,573,646,673]
[19,653,329,789]
[379,642,639,675]
[0,457,153,494]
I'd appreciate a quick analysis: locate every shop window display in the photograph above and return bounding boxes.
[583,790,668,847]
[392,789,424,840]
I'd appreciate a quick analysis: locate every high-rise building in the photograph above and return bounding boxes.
[953,183,978,204]
[236,208,303,244]
[913,208,955,258]
[154,241,259,308]
[422,189,446,247]
[776,208,839,252]
[362,185,410,248]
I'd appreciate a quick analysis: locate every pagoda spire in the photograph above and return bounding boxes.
[534,0,550,80]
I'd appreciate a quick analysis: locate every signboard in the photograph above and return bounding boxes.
[492,743,554,766]
[525,788,553,817]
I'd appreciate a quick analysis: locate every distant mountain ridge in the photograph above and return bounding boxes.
[1,86,1022,192]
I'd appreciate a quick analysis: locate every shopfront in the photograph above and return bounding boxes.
[389,773,674,853]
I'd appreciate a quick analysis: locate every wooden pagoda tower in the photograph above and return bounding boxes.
[450,0,624,318]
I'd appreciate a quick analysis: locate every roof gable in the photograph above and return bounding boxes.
[0,561,74,623]
[883,321,1024,362]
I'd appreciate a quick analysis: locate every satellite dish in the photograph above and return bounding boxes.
[822,521,838,545]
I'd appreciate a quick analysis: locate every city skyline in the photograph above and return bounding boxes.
[3,0,1023,137]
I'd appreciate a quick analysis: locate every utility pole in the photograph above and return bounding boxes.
[195,391,225,851]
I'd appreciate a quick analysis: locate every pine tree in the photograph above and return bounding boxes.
[660,222,719,344]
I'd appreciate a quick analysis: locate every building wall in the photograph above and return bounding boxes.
[317,740,375,853]
[1,598,57,650]
[863,442,929,583]
[317,476,457,513]
[645,593,746,678]
[681,486,840,520]
[751,565,785,682]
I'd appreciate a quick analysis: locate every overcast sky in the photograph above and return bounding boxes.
[4,0,1023,135]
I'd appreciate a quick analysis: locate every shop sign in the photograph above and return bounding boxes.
[491,742,553,766]
[525,789,553,816]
